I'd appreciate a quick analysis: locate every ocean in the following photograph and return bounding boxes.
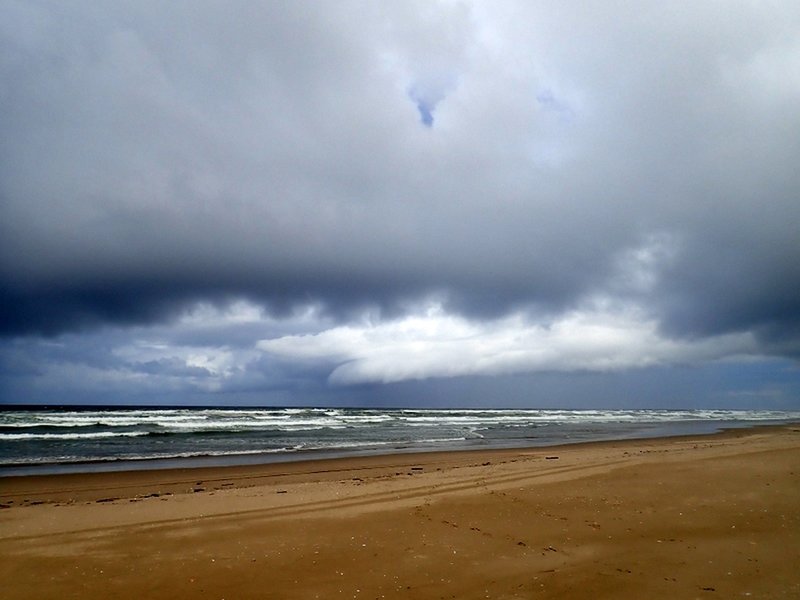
[2,407,799,477]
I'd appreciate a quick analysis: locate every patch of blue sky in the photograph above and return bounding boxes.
[408,87,436,127]
[536,88,575,123]
[416,100,434,127]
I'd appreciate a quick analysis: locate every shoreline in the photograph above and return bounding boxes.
[0,422,792,503]
[2,424,799,598]
[2,416,792,478]
[1,422,796,505]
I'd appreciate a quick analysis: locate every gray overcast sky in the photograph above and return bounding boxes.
[1,1,799,408]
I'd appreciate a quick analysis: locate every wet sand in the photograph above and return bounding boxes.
[2,425,799,599]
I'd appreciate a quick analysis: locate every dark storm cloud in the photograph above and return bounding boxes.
[1,0,799,365]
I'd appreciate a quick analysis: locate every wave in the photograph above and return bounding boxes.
[0,431,150,441]
[0,435,471,467]
[3,409,799,467]
[4,408,799,427]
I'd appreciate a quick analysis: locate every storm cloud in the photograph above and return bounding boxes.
[1,1,799,406]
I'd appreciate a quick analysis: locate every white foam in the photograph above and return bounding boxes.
[0,431,149,441]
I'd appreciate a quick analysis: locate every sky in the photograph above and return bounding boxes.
[1,1,799,409]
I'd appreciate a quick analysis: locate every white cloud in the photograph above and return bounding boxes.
[257,301,758,385]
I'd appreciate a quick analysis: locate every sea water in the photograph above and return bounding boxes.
[1,407,799,476]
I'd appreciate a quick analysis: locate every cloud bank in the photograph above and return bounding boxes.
[258,301,757,385]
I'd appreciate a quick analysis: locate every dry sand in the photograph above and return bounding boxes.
[1,425,799,599]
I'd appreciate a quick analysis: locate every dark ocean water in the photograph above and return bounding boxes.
[2,407,799,476]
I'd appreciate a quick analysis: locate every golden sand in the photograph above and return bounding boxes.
[2,425,799,599]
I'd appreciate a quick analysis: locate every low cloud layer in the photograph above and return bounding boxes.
[1,1,799,405]
[258,301,758,385]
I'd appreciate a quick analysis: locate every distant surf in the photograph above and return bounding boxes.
[2,407,799,476]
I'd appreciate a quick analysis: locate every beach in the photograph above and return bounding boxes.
[2,425,799,599]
